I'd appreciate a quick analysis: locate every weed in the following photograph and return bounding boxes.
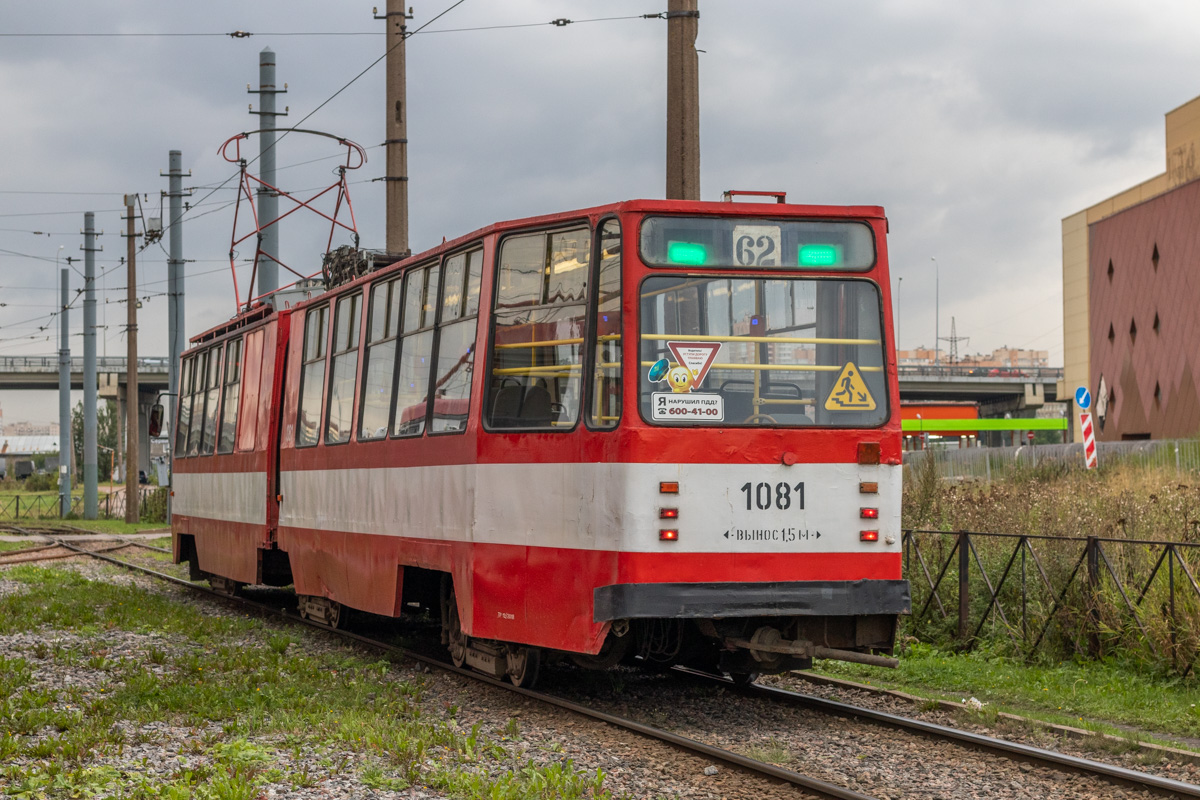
[503,717,522,740]
[267,633,294,655]
[745,737,790,764]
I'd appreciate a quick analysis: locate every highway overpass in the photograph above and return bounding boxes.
[0,355,170,392]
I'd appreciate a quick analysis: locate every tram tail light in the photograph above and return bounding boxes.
[659,508,679,519]
[860,508,879,520]
[659,529,679,541]
[659,481,679,494]
[858,442,881,465]
[860,530,880,542]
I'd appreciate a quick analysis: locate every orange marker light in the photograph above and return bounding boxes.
[659,529,679,541]
[659,508,679,519]
[660,481,679,494]
[857,442,881,465]
[860,508,879,519]
[860,530,880,542]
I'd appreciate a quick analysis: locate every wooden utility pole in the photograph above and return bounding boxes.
[666,0,700,201]
[381,1,413,256]
[123,195,140,523]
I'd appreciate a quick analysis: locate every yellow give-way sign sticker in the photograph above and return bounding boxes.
[824,362,876,411]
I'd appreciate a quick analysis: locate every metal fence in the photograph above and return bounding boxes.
[904,529,1200,674]
[904,438,1200,482]
[0,355,170,373]
[0,488,166,522]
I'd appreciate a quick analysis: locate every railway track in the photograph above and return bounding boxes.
[14,540,1200,800]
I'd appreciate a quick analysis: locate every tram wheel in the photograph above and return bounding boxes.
[446,599,467,668]
[208,575,242,596]
[298,595,343,629]
[506,647,541,688]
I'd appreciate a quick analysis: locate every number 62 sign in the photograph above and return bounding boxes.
[733,225,782,267]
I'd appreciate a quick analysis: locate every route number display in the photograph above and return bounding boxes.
[732,225,782,267]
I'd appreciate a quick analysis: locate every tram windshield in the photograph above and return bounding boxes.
[638,276,888,427]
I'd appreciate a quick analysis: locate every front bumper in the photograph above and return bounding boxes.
[593,579,911,622]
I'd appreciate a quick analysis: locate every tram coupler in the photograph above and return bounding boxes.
[725,627,899,669]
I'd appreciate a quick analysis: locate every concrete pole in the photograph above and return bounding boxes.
[83,212,98,519]
[250,48,286,299]
[164,150,188,524]
[124,194,140,524]
[666,0,700,201]
[58,268,71,516]
[384,0,412,256]
[166,151,186,432]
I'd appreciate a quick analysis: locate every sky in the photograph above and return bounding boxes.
[1,0,1198,425]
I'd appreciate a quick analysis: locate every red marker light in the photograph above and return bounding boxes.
[860,530,880,542]
[659,529,679,541]
[660,481,679,494]
[659,508,679,519]
[860,508,879,519]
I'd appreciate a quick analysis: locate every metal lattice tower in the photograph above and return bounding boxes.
[938,316,969,365]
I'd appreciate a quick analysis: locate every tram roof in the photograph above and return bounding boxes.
[189,197,888,346]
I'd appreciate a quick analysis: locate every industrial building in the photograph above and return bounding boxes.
[1062,94,1200,441]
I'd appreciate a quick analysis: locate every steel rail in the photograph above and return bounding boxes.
[0,541,130,566]
[44,542,1200,797]
[692,671,1199,799]
[56,542,880,800]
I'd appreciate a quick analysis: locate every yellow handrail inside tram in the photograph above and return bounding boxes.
[638,361,882,373]
[641,333,879,346]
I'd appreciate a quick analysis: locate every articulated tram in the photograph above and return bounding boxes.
[171,196,909,686]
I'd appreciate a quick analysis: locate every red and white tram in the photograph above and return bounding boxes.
[170,196,909,686]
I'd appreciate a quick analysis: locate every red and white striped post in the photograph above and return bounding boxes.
[1080,411,1098,469]
[1075,386,1098,469]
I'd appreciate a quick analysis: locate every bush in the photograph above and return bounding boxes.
[140,487,168,524]
[22,472,58,493]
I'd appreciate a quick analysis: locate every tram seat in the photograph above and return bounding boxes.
[521,385,553,425]
[720,380,808,424]
[489,382,554,427]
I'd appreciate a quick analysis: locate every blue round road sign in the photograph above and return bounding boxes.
[1075,386,1091,409]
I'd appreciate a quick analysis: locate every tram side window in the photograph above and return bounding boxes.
[175,357,194,455]
[431,248,484,433]
[359,277,401,440]
[391,263,440,437]
[296,305,329,447]
[589,219,622,429]
[486,227,590,430]
[185,349,208,456]
[199,344,224,455]
[325,292,362,444]
[217,338,242,454]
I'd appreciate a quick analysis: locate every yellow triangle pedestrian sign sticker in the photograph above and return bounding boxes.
[824,362,876,411]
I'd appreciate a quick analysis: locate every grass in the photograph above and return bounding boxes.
[904,457,1200,542]
[0,540,44,552]
[0,565,620,799]
[17,519,169,535]
[810,642,1200,748]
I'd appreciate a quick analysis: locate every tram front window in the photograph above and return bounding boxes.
[638,276,888,427]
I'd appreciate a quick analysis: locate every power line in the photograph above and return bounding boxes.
[0,15,659,39]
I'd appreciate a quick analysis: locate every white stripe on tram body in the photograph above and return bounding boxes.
[173,471,268,526]
[275,462,901,555]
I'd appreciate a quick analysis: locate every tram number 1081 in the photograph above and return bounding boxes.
[740,481,805,511]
